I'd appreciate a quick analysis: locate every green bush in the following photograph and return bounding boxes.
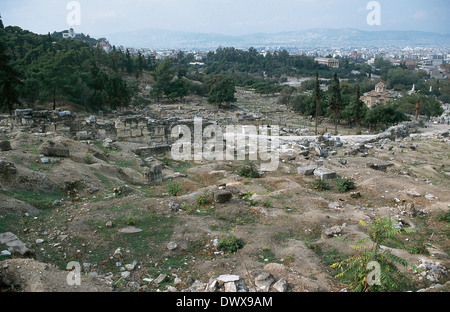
[237,161,260,178]
[310,178,331,191]
[125,215,136,226]
[336,178,356,193]
[218,235,244,253]
[166,182,182,196]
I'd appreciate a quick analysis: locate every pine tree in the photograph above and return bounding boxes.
[314,71,321,135]
[329,72,343,135]
[0,14,4,29]
[0,42,22,115]
[351,84,367,129]
[207,74,237,108]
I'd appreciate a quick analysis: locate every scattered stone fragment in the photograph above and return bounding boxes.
[167,241,178,251]
[217,274,240,284]
[113,248,122,258]
[254,272,275,292]
[407,190,421,198]
[273,278,288,292]
[169,202,181,212]
[118,226,143,234]
[297,165,317,176]
[322,225,344,238]
[366,161,394,172]
[224,281,238,292]
[125,260,138,271]
[425,194,437,200]
[0,232,35,258]
[154,274,168,285]
[53,200,63,207]
[121,271,131,279]
[1,250,12,257]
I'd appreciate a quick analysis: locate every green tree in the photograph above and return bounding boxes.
[39,50,73,110]
[365,103,410,131]
[314,71,322,135]
[393,94,443,118]
[0,14,4,29]
[332,216,413,292]
[328,72,344,134]
[0,42,22,114]
[343,84,367,128]
[125,49,134,75]
[207,74,237,108]
[165,77,191,102]
[150,58,176,102]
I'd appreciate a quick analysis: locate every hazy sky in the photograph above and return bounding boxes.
[1,0,449,37]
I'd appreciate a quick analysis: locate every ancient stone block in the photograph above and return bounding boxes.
[214,190,233,203]
[40,147,70,158]
[143,163,163,184]
[0,159,17,181]
[0,232,35,258]
[314,167,337,180]
[366,161,394,172]
[0,141,12,151]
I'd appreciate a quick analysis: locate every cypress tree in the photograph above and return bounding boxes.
[329,72,343,135]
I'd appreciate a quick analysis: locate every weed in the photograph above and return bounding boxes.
[196,192,212,207]
[218,235,244,253]
[125,215,136,226]
[436,209,450,223]
[84,153,95,164]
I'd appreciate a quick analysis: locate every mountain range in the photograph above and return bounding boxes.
[104,28,450,50]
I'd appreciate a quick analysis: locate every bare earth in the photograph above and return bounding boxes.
[1,90,449,293]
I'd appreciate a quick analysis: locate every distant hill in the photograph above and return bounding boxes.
[105,28,450,50]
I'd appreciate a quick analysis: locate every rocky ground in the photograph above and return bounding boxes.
[0,89,449,293]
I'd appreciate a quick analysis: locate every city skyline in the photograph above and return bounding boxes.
[1,0,449,39]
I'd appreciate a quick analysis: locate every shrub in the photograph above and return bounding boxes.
[196,192,212,206]
[166,182,182,196]
[237,161,260,178]
[218,235,244,253]
[336,177,356,193]
[125,215,136,226]
[310,178,331,191]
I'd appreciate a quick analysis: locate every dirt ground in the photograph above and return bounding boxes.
[0,90,449,293]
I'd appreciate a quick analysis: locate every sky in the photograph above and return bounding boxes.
[1,0,449,37]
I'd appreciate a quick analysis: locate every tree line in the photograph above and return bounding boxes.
[0,22,144,114]
[278,71,443,133]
